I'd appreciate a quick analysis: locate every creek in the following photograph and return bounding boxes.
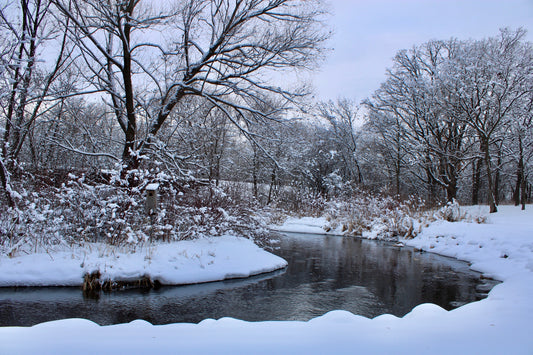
[0,233,496,326]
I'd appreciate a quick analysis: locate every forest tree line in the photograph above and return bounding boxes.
[1,0,532,213]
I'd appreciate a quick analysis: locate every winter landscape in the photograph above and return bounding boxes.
[1,205,533,354]
[1,0,533,354]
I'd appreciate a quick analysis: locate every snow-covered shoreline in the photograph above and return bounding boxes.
[0,236,287,287]
[1,205,533,354]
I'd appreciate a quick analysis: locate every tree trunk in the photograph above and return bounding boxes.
[481,138,497,213]
[3,86,18,166]
[119,6,139,186]
[252,147,259,200]
[425,151,437,206]
[443,156,459,202]
[426,172,438,206]
[121,138,140,185]
[521,176,527,210]
[513,135,524,206]
[267,167,276,205]
[472,157,482,205]
[493,147,502,206]
[494,168,500,206]
[3,1,34,171]
[9,0,41,169]
[395,159,401,198]
[395,129,401,198]
[446,176,457,203]
[214,156,221,187]
[352,153,363,185]
[0,156,14,208]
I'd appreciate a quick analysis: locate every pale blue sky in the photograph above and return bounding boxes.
[314,0,533,101]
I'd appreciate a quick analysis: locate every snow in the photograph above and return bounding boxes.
[0,236,287,287]
[272,216,334,235]
[145,183,160,191]
[1,205,533,354]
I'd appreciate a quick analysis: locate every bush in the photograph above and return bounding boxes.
[266,184,425,240]
[434,199,464,222]
[321,192,423,240]
[0,169,272,256]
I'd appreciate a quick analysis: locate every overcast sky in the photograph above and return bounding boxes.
[313,0,533,102]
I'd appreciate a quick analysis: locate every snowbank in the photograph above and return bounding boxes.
[0,236,287,287]
[271,216,333,235]
[1,206,533,354]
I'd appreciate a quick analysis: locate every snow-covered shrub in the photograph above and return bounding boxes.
[434,199,465,222]
[466,211,488,224]
[323,172,344,196]
[320,192,423,240]
[458,205,488,224]
[0,169,272,256]
[267,183,424,240]
[272,186,327,217]
[263,207,289,226]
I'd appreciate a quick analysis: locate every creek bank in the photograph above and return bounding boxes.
[0,236,288,288]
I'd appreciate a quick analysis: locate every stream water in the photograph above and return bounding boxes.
[0,233,496,326]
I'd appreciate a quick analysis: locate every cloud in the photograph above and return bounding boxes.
[314,0,533,101]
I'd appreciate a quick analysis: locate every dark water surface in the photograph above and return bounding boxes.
[0,233,496,326]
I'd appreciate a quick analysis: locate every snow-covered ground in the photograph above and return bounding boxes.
[272,216,335,235]
[0,236,287,287]
[1,205,533,354]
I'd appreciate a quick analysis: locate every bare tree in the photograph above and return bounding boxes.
[1,0,73,171]
[51,0,329,184]
[32,97,121,169]
[365,29,533,210]
[447,29,532,212]
[509,51,533,209]
[318,98,364,184]
[362,108,410,197]
[0,0,74,206]
[367,40,470,203]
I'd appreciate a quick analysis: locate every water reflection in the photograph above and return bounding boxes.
[0,233,496,326]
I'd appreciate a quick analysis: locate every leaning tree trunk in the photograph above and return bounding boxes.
[119,8,140,187]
